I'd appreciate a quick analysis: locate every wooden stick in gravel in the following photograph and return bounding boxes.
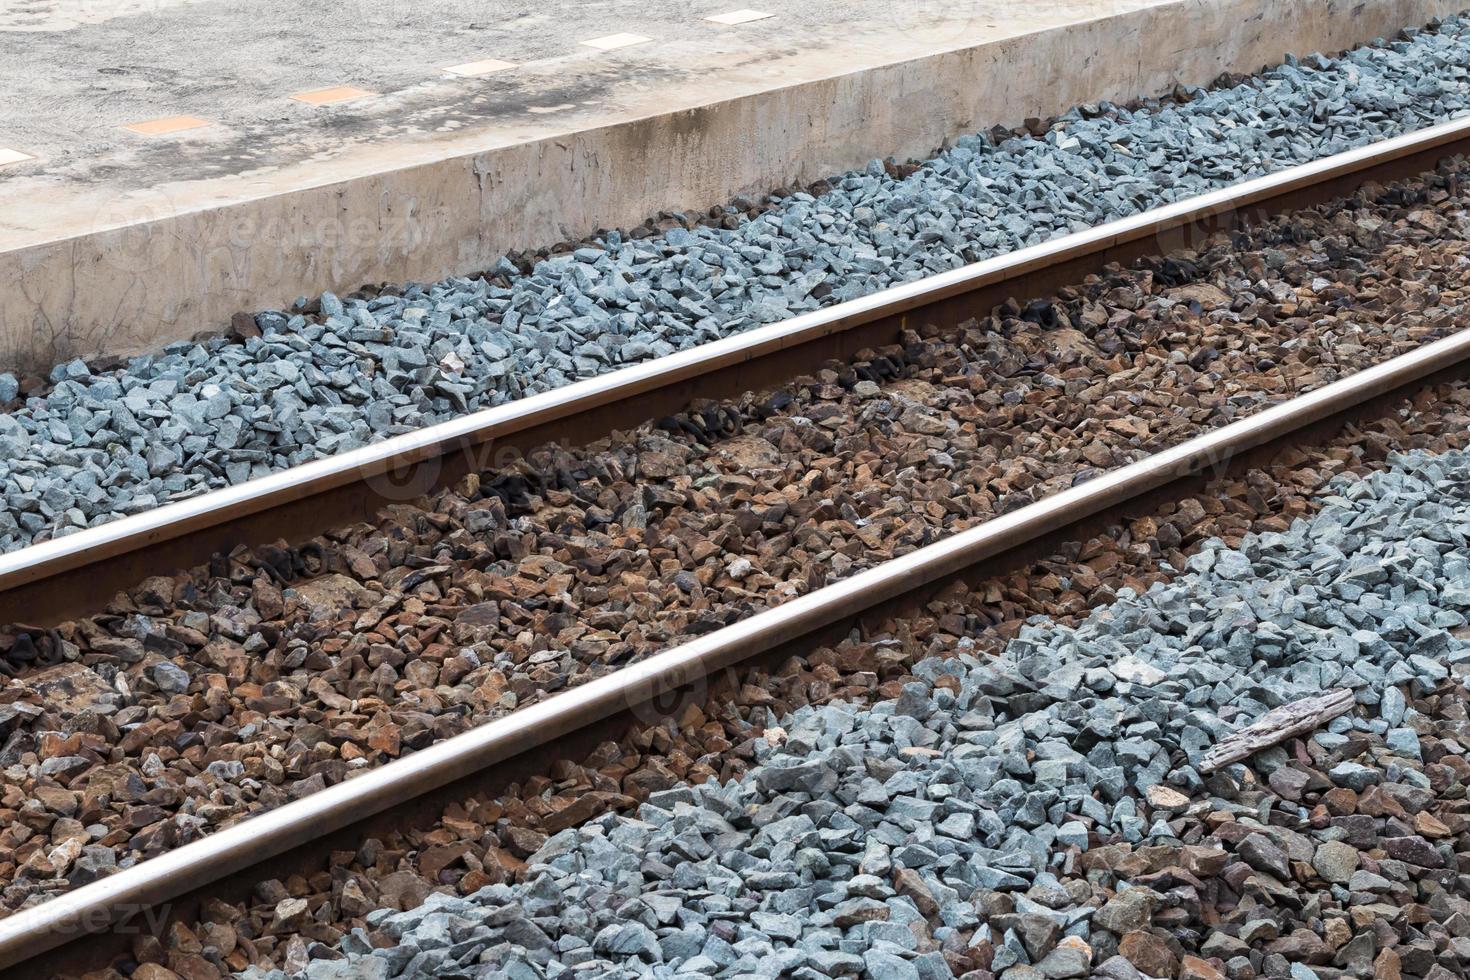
[1199,688,1356,774]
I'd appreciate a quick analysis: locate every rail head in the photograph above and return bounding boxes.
[2,111,1469,601]
[2,323,1468,972]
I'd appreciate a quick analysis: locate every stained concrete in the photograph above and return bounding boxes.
[0,0,1459,371]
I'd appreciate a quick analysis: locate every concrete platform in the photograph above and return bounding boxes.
[0,0,1458,372]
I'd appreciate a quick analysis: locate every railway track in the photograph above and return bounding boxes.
[6,120,1470,977]
[6,114,1470,630]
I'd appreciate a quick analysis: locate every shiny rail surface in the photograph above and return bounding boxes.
[8,304,1470,978]
[8,121,1470,976]
[4,113,1470,625]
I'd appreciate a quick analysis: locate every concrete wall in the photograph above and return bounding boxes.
[0,0,1460,372]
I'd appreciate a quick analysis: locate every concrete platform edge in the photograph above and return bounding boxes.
[0,0,1457,372]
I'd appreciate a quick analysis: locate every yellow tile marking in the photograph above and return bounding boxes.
[121,115,211,136]
[705,9,772,24]
[443,58,517,77]
[580,32,651,51]
[290,86,375,107]
[0,147,33,168]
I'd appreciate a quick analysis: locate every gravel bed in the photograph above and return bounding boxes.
[215,405,1470,980]
[5,168,1470,944]
[139,378,1468,980]
[5,16,1470,552]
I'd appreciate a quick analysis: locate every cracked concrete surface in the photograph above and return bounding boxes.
[0,0,1459,372]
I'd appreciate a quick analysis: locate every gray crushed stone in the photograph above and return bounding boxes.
[240,443,1470,979]
[6,17,1470,551]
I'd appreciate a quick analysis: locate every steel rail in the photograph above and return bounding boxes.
[5,318,1470,975]
[4,112,1470,625]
